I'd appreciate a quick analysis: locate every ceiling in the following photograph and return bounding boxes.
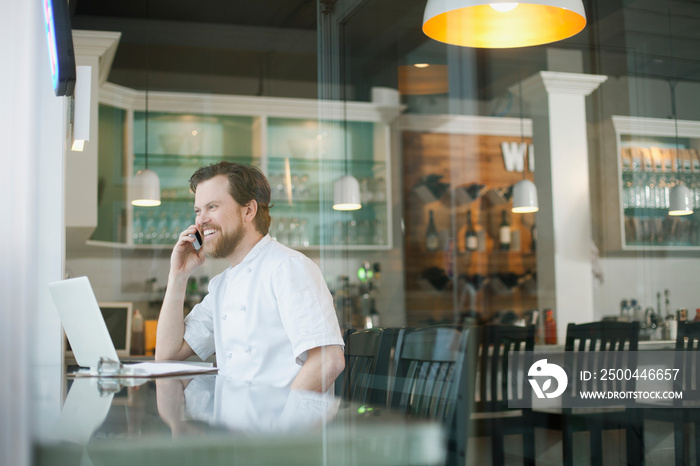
[70,0,700,102]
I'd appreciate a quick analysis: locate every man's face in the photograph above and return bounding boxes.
[193,175,247,259]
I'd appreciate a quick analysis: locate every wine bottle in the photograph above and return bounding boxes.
[426,209,440,252]
[465,209,478,252]
[499,210,511,251]
[531,223,537,252]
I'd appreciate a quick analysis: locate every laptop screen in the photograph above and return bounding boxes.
[49,276,121,369]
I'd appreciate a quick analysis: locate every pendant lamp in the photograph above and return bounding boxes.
[333,174,362,211]
[131,0,161,207]
[512,75,538,213]
[667,81,692,216]
[512,179,538,213]
[422,0,587,48]
[665,6,692,217]
[131,168,161,207]
[669,184,693,216]
[333,102,361,211]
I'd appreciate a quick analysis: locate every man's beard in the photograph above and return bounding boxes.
[206,224,245,259]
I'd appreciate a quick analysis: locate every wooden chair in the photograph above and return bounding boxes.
[543,321,642,466]
[389,325,477,466]
[644,321,700,466]
[471,324,536,465]
[335,327,402,405]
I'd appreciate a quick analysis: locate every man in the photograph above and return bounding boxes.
[155,162,345,392]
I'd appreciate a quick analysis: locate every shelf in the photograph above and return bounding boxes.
[624,243,700,250]
[135,154,388,167]
[94,94,394,251]
[85,239,391,252]
[621,171,700,181]
[268,156,386,166]
[270,200,387,208]
[623,207,692,217]
[604,117,700,251]
[134,152,257,164]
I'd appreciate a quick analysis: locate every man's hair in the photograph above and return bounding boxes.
[189,162,272,235]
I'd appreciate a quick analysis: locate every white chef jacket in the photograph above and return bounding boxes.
[183,375,340,434]
[184,235,344,387]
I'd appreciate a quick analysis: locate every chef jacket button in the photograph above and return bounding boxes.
[244,346,252,354]
[227,352,233,359]
[222,314,228,320]
[240,305,246,311]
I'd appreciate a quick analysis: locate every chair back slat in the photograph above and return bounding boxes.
[474,325,535,413]
[391,326,472,420]
[564,321,639,402]
[336,328,403,404]
[675,322,700,401]
[388,325,475,465]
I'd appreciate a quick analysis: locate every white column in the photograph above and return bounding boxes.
[66,31,121,231]
[0,2,66,465]
[521,72,607,343]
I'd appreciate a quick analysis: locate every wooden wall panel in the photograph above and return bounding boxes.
[403,131,538,326]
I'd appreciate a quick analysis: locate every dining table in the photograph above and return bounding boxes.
[34,374,445,466]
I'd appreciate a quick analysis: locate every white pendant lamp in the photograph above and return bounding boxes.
[422,0,587,48]
[511,76,538,214]
[669,184,693,216]
[131,0,160,208]
[667,80,692,217]
[512,179,539,213]
[333,102,361,212]
[131,169,161,207]
[333,174,361,211]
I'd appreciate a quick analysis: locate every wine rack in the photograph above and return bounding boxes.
[402,129,538,326]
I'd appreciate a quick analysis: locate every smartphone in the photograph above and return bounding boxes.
[189,230,203,251]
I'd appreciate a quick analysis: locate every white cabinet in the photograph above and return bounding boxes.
[88,84,399,251]
[600,116,700,251]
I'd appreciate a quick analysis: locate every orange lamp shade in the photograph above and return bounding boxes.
[423,0,586,48]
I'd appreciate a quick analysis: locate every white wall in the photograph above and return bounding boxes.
[593,256,700,320]
[0,2,66,465]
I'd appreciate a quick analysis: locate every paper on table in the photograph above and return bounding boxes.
[124,362,219,377]
[73,361,219,378]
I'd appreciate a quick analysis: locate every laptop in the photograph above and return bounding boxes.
[49,276,217,377]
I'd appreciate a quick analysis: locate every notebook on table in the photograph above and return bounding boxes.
[49,276,218,378]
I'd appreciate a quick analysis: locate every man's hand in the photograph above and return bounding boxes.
[155,225,201,362]
[170,225,206,277]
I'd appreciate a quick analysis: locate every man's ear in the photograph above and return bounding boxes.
[244,200,258,223]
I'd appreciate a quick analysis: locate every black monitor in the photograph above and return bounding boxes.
[43,0,76,96]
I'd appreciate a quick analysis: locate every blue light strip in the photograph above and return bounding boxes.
[43,0,60,93]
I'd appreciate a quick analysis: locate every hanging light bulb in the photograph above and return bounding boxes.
[130,0,160,208]
[667,80,692,217]
[333,175,361,211]
[512,75,538,214]
[130,94,161,207]
[512,179,539,213]
[422,0,587,48]
[333,101,361,212]
[132,169,161,207]
[668,184,693,216]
